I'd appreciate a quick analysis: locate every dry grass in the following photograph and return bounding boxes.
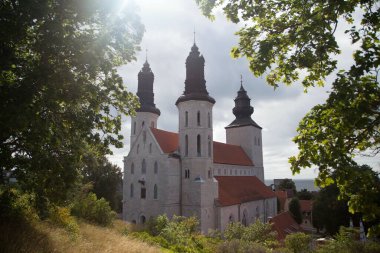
[0,218,163,253]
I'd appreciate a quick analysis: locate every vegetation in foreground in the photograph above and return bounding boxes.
[1,186,379,253]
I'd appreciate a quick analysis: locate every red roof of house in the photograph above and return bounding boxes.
[150,128,253,166]
[150,128,179,153]
[300,200,313,212]
[270,211,303,240]
[215,176,275,206]
[274,191,288,211]
[213,141,253,166]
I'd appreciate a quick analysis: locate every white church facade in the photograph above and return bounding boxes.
[122,43,277,233]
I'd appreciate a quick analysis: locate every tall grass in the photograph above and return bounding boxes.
[0,218,162,253]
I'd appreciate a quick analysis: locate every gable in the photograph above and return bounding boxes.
[150,127,179,153]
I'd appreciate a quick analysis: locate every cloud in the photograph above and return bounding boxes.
[109,0,379,178]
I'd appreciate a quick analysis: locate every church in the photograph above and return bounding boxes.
[122,42,277,233]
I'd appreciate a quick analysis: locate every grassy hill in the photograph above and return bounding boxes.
[1,219,162,253]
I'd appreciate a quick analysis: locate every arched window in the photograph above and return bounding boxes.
[208,169,212,179]
[141,187,146,199]
[185,135,189,156]
[208,136,211,157]
[151,121,154,128]
[154,161,158,174]
[142,121,145,127]
[131,163,134,174]
[153,184,158,199]
[254,136,257,145]
[137,144,139,154]
[149,143,152,153]
[140,215,146,224]
[197,111,201,126]
[242,209,248,226]
[197,134,201,156]
[130,183,134,198]
[229,214,234,223]
[142,159,146,174]
[208,112,211,128]
[185,111,188,127]
[133,121,136,135]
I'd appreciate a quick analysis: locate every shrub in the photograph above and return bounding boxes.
[0,187,38,221]
[316,226,380,253]
[49,206,79,235]
[217,239,268,253]
[224,220,278,248]
[72,192,116,226]
[285,232,312,253]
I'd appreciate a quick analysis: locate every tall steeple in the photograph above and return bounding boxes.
[226,78,261,129]
[136,59,160,116]
[176,42,215,105]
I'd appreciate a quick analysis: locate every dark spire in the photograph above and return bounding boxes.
[225,78,261,129]
[136,59,160,115]
[176,42,215,105]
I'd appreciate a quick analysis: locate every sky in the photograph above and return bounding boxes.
[108,0,379,179]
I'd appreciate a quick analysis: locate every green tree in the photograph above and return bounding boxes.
[312,184,350,235]
[297,189,314,201]
[289,198,303,224]
[81,154,123,212]
[278,179,297,195]
[195,0,379,235]
[0,0,143,213]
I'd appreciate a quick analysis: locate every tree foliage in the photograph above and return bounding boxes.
[278,178,297,195]
[297,189,314,201]
[81,153,122,212]
[224,220,278,248]
[288,198,303,224]
[0,0,143,208]
[312,184,350,235]
[195,0,379,235]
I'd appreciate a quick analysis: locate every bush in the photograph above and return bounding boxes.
[285,232,312,253]
[72,193,116,226]
[0,187,38,222]
[49,206,79,235]
[224,220,278,248]
[316,226,380,253]
[217,239,268,253]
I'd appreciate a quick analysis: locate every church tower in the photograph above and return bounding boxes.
[176,42,217,233]
[225,80,264,182]
[130,59,160,147]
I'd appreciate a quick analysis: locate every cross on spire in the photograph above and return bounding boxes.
[240,74,243,87]
[145,48,148,62]
[193,27,196,44]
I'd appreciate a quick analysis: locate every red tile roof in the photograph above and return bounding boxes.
[300,200,313,212]
[213,141,253,166]
[270,211,303,240]
[150,128,253,166]
[274,191,288,211]
[150,128,179,153]
[215,176,275,206]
